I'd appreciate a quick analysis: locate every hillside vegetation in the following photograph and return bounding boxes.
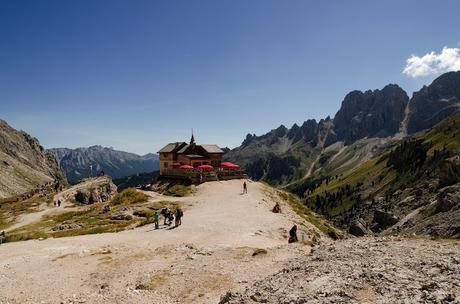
[298,113,460,237]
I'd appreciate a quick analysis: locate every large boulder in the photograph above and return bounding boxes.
[372,209,399,231]
[439,156,460,188]
[52,223,82,231]
[435,185,460,213]
[349,219,372,237]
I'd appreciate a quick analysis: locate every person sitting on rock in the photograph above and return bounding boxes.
[272,202,281,213]
[288,225,298,243]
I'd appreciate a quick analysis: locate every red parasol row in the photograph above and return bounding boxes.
[176,162,240,170]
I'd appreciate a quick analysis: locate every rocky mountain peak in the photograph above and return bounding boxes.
[333,84,409,143]
[407,71,460,134]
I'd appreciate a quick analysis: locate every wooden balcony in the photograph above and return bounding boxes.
[161,167,246,184]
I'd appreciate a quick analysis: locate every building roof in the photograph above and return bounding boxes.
[177,144,192,154]
[158,142,187,153]
[159,141,224,155]
[200,144,224,154]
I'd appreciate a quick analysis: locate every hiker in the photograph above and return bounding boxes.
[272,202,281,213]
[243,181,248,194]
[0,230,5,245]
[288,225,298,243]
[57,199,61,207]
[161,208,174,226]
[175,208,183,227]
[153,210,159,230]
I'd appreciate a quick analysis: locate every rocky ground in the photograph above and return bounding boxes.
[221,236,460,304]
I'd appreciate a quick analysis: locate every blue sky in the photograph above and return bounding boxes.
[1,0,459,154]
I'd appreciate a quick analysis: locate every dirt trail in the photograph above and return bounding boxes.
[0,180,321,304]
[4,178,105,232]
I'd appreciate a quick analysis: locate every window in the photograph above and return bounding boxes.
[164,162,169,168]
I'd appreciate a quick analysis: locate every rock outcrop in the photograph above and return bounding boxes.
[407,71,460,134]
[372,209,399,231]
[349,219,371,236]
[53,176,117,207]
[439,156,460,187]
[0,119,67,198]
[333,84,409,143]
[73,177,117,204]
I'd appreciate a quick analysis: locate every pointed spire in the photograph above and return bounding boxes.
[190,129,195,145]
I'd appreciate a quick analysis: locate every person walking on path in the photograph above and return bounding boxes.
[175,208,183,227]
[243,181,248,194]
[153,210,159,229]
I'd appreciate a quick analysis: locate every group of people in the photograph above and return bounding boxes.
[153,207,184,230]
[54,199,62,207]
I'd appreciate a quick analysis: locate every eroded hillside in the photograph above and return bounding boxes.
[0,119,66,198]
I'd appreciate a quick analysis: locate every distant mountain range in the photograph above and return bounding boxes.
[49,146,159,184]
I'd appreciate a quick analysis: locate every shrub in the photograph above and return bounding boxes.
[111,188,148,205]
[165,185,189,197]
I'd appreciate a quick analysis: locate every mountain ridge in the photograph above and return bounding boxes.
[226,71,460,187]
[49,146,159,183]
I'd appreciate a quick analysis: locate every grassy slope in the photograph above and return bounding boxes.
[0,194,55,230]
[303,112,460,217]
[3,188,181,243]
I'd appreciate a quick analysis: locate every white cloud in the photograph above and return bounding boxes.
[403,47,460,78]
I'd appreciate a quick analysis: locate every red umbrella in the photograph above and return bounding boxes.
[179,165,194,169]
[221,162,238,167]
[198,164,213,169]
[172,163,181,168]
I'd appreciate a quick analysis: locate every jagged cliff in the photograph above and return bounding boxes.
[0,119,66,198]
[407,71,460,134]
